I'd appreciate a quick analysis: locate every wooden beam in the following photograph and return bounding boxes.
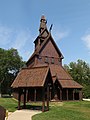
[34,88,37,102]
[50,88,51,101]
[66,89,68,101]
[73,89,75,100]
[79,90,82,100]
[60,89,62,101]
[18,88,21,110]
[46,85,49,111]
[42,88,45,112]
[23,88,26,109]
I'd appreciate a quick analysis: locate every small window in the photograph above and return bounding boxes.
[38,56,42,59]
[51,57,54,64]
[58,58,61,62]
[45,56,48,63]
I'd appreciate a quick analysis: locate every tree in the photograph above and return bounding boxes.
[64,59,90,98]
[0,48,25,95]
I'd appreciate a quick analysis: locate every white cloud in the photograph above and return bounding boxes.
[12,29,34,61]
[82,31,90,50]
[0,25,34,61]
[12,30,32,50]
[52,25,69,41]
[0,25,12,45]
[54,31,69,41]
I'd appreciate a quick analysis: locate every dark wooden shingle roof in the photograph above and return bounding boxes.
[11,66,49,88]
[58,80,83,88]
[49,64,73,80]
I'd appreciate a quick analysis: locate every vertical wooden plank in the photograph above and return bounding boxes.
[42,88,45,112]
[34,88,37,102]
[60,89,62,101]
[79,89,82,100]
[18,88,21,110]
[66,89,68,101]
[47,85,49,111]
[23,88,26,109]
[73,89,75,100]
[50,88,51,101]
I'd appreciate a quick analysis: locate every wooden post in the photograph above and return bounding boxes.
[60,89,62,101]
[34,88,37,102]
[73,89,75,100]
[42,88,45,112]
[50,87,52,101]
[79,90,82,100]
[66,89,68,101]
[47,85,49,111]
[23,88,26,109]
[18,88,21,110]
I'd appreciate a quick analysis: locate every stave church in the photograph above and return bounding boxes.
[11,16,83,111]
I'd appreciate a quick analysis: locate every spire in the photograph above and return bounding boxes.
[39,15,47,33]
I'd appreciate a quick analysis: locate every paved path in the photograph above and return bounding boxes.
[83,98,90,101]
[7,110,41,120]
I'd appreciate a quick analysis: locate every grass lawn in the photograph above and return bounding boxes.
[0,98,90,120]
[0,98,18,112]
[32,101,90,120]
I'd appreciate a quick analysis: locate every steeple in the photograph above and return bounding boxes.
[34,15,49,50]
[39,15,47,33]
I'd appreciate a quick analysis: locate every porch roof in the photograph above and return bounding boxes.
[11,66,49,88]
[58,80,83,88]
[49,64,73,80]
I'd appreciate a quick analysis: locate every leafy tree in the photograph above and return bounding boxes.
[0,48,25,95]
[64,59,90,98]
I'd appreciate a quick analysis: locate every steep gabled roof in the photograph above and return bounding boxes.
[49,64,72,80]
[11,66,49,88]
[26,32,64,65]
[58,80,83,88]
[32,64,82,89]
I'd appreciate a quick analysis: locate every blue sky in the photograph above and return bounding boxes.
[0,0,90,65]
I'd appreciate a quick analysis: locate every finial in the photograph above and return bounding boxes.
[41,15,46,21]
[39,15,47,33]
[49,24,53,32]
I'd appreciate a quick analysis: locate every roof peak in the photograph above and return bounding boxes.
[41,15,46,20]
[39,15,47,33]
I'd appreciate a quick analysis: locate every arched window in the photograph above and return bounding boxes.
[45,56,48,63]
[51,57,54,64]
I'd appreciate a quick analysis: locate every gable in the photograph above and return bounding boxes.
[40,37,62,58]
[11,66,50,88]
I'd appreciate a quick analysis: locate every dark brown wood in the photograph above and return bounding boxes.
[42,88,45,112]
[60,89,62,101]
[66,89,68,100]
[46,85,49,111]
[18,89,21,110]
[11,16,83,112]
[23,88,26,109]
[0,106,6,120]
[73,89,75,100]
[79,90,82,100]
[50,88,51,101]
[34,89,37,102]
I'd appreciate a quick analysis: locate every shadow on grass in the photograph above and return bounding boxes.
[16,104,48,111]
[1,94,12,98]
[23,105,42,110]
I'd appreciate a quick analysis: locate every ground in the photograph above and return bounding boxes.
[0,98,90,120]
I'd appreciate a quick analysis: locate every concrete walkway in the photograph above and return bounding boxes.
[7,110,41,120]
[83,98,90,101]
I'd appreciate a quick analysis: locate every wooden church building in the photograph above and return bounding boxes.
[11,16,83,111]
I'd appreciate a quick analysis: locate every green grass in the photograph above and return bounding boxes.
[32,101,90,120]
[0,98,18,112]
[0,98,90,120]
